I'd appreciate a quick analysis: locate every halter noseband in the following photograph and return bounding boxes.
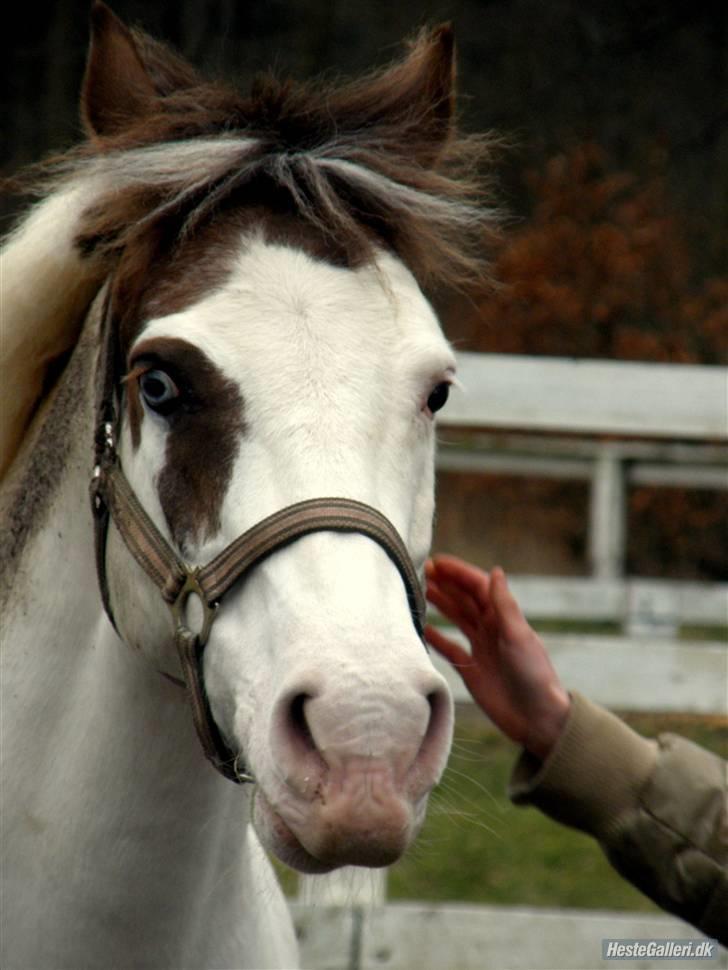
[90,291,426,784]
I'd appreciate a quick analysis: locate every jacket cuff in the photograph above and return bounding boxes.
[702,872,728,944]
[508,691,659,841]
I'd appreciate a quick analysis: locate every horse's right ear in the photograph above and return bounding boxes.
[81,2,201,139]
[81,3,157,138]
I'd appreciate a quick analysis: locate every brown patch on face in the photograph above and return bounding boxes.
[240,203,359,269]
[138,218,240,322]
[107,210,240,360]
[128,336,245,553]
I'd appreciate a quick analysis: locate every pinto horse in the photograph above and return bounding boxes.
[0,4,494,966]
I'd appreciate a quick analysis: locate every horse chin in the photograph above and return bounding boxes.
[253,792,338,874]
[253,786,424,874]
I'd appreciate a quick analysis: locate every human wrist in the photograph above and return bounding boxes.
[509,693,658,842]
[526,685,571,760]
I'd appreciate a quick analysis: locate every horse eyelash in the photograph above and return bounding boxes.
[448,374,463,392]
[122,363,152,385]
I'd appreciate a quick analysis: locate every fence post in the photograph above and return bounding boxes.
[297,867,387,906]
[588,444,626,580]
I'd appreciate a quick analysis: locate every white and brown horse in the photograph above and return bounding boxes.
[0,5,494,967]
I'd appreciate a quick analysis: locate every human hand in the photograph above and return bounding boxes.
[425,556,571,760]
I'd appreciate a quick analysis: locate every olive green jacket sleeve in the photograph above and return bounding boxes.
[508,692,728,945]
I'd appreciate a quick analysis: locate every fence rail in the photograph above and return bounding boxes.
[442,353,728,440]
[439,353,728,583]
[432,632,727,715]
[500,575,727,629]
[291,901,726,970]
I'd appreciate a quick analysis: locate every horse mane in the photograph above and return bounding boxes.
[1,6,498,480]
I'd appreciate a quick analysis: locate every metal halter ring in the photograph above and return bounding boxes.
[169,569,219,646]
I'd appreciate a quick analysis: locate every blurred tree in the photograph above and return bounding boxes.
[454,143,727,365]
[628,486,727,582]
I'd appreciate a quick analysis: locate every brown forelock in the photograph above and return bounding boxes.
[126,336,244,553]
[64,21,496,292]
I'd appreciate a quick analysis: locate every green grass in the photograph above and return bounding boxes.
[531,618,622,636]
[680,624,728,642]
[275,708,726,911]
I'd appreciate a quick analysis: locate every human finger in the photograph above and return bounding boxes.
[489,567,532,640]
[428,555,492,612]
[426,578,480,639]
[425,625,495,715]
[424,624,475,670]
[426,561,488,632]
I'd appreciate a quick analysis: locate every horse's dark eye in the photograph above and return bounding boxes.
[427,382,450,414]
[139,369,180,414]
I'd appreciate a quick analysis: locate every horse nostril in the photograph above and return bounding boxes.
[417,685,453,768]
[288,693,317,754]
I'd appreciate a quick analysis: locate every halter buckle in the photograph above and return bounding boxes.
[169,569,218,646]
[103,421,115,454]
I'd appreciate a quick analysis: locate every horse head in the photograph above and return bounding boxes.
[76,2,493,874]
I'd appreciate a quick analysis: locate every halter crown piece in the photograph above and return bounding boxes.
[90,291,427,783]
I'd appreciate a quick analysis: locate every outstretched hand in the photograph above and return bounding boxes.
[425,556,570,760]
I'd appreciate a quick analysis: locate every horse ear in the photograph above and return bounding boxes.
[337,24,457,168]
[81,2,157,137]
[400,24,457,160]
[81,2,202,139]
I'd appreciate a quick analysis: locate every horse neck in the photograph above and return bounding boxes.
[0,295,292,967]
[1,290,103,653]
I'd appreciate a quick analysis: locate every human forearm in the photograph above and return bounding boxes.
[508,692,728,944]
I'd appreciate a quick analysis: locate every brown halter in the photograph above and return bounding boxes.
[90,290,427,784]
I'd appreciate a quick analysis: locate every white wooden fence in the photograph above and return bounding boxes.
[296,355,728,968]
[434,630,728,715]
[291,902,727,970]
[443,354,727,440]
[440,353,728,585]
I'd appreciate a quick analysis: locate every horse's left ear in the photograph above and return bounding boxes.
[81,2,202,139]
[332,24,457,169]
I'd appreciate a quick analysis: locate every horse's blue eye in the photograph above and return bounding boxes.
[427,382,450,414]
[139,369,180,413]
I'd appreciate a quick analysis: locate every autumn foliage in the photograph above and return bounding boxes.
[458,143,727,364]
